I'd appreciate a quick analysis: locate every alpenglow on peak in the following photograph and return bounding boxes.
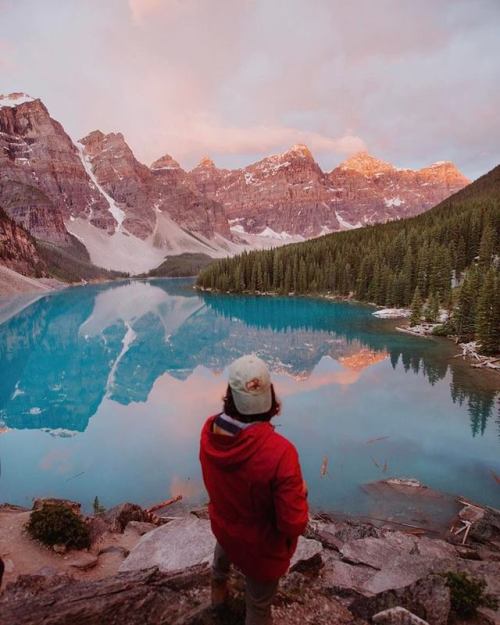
[339,151,395,174]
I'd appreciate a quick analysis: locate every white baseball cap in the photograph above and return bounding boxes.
[228,354,273,415]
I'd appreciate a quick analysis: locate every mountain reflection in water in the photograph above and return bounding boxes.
[0,278,498,511]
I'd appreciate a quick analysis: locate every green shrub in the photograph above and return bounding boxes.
[431,324,449,336]
[26,503,90,549]
[444,571,498,618]
[432,319,456,337]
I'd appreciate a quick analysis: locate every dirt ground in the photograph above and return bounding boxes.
[0,507,142,587]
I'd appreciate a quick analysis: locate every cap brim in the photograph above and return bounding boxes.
[231,388,273,416]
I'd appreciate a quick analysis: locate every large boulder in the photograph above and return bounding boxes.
[315,531,456,599]
[289,537,323,572]
[0,565,211,625]
[120,515,323,576]
[373,606,430,625]
[340,532,456,570]
[120,517,215,574]
[348,574,451,625]
[103,503,149,533]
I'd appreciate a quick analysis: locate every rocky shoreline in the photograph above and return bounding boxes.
[1,482,499,625]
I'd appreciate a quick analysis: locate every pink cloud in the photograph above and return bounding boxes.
[128,0,163,23]
[0,39,15,70]
[157,114,366,163]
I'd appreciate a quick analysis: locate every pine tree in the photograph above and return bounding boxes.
[476,268,500,355]
[425,292,440,322]
[409,287,423,326]
[455,274,476,342]
[478,223,495,267]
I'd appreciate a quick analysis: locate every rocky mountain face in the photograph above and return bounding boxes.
[327,152,470,228]
[187,148,470,237]
[0,92,470,277]
[188,145,337,238]
[0,93,112,242]
[80,131,230,240]
[0,205,46,275]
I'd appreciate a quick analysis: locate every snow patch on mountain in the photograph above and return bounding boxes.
[65,218,165,274]
[384,196,404,207]
[0,93,35,108]
[335,211,362,230]
[76,143,126,229]
[229,223,305,249]
[258,227,298,241]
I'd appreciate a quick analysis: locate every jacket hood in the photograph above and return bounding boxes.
[201,415,275,469]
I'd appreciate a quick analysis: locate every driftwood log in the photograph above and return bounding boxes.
[0,565,211,625]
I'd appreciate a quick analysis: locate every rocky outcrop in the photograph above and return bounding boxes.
[119,516,322,575]
[0,206,46,275]
[0,566,213,625]
[0,94,112,241]
[1,496,500,625]
[186,148,469,238]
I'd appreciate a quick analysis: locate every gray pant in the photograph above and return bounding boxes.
[212,542,279,625]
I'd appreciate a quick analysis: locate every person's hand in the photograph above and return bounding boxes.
[302,480,308,498]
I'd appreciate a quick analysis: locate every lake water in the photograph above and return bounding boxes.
[0,279,499,517]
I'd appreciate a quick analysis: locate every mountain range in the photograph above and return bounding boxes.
[0,92,469,280]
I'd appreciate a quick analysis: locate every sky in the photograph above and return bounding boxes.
[0,0,499,179]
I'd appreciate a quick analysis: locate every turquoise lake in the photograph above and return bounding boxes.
[0,278,499,516]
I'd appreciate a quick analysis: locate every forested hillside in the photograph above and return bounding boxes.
[197,165,500,354]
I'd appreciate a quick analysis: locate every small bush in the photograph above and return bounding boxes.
[26,503,90,549]
[444,571,498,618]
[432,324,449,337]
[432,319,456,337]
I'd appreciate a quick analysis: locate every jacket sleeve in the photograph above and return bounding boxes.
[272,444,309,538]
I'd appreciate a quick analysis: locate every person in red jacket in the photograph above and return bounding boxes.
[199,354,309,625]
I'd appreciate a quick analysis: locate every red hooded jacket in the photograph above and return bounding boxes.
[199,415,309,582]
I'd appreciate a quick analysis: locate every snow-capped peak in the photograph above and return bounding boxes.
[0,92,36,108]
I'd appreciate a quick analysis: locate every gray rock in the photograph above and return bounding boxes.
[469,507,500,544]
[97,545,130,557]
[87,516,110,544]
[68,553,99,571]
[103,503,148,533]
[34,566,60,578]
[119,517,215,574]
[120,515,323,577]
[373,606,430,625]
[340,532,455,571]
[126,521,156,536]
[320,559,374,594]
[349,574,450,625]
[289,537,323,572]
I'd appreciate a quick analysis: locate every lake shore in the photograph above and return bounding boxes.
[1,482,499,625]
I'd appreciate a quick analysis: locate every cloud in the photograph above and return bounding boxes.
[158,113,366,163]
[0,38,15,70]
[0,0,499,177]
[128,0,163,23]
